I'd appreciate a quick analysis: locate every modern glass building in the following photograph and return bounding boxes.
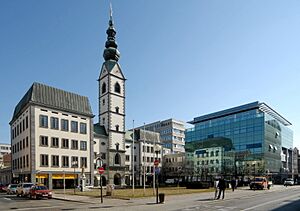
[185,102,293,181]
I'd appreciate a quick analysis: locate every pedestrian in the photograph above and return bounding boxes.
[214,178,219,199]
[217,176,226,200]
[231,178,236,192]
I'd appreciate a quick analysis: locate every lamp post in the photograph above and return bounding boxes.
[72,161,78,195]
[154,144,161,204]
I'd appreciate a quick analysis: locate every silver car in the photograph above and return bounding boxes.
[284,178,294,186]
[16,183,34,197]
[6,184,18,195]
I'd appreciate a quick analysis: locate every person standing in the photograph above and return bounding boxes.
[217,176,226,200]
[214,178,219,199]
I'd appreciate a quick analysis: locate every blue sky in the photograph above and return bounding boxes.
[1,0,300,148]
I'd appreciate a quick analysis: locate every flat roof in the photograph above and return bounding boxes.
[188,101,291,126]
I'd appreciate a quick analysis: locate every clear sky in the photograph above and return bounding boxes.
[1,0,300,148]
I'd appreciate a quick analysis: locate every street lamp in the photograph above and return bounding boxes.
[72,161,78,194]
[154,144,161,204]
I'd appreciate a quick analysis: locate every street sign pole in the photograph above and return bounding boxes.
[98,167,105,204]
[100,175,103,203]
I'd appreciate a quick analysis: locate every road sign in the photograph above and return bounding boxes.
[98,167,105,175]
[154,159,159,166]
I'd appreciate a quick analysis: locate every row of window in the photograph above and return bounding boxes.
[12,137,29,153]
[39,115,87,134]
[39,136,87,151]
[12,155,29,170]
[12,116,29,139]
[40,154,87,168]
[101,82,121,94]
[0,146,11,150]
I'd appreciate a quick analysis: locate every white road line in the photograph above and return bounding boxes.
[14,206,62,210]
[243,194,299,211]
[3,197,11,200]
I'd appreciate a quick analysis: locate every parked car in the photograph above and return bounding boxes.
[284,178,294,186]
[16,183,34,197]
[29,185,52,199]
[0,184,7,192]
[250,177,271,190]
[6,184,18,195]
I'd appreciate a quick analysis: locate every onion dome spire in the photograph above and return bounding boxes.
[103,4,120,62]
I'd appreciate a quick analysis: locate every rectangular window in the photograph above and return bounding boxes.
[80,157,87,168]
[40,136,48,146]
[26,137,29,147]
[61,119,69,131]
[39,115,48,128]
[26,154,29,167]
[71,121,78,133]
[20,141,22,150]
[50,117,59,130]
[62,138,69,149]
[80,123,87,134]
[80,141,87,151]
[51,155,59,167]
[40,154,49,166]
[71,156,79,167]
[51,137,59,148]
[62,156,69,167]
[101,153,106,160]
[22,119,25,131]
[22,139,25,149]
[71,140,78,150]
[26,116,28,129]
[126,155,130,161]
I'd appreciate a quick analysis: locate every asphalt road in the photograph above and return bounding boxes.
[1,185,300,211]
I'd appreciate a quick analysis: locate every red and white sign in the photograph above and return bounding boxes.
[98,167,105,175]
[154,160,159,166]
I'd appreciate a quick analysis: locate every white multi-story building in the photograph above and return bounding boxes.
[136,119,186,154]
[0,143,11,168]
[10,83,94,189]
[124,129,162,186]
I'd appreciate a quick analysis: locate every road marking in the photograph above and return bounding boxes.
[15,206,62,210]
[3,197,11,200]
[243,194,300,211]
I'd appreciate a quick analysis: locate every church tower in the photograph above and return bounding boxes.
[98,7,126,186]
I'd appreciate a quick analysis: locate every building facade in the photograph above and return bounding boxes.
[0,143,11,168]
[162,152,185,182]
[136,119,185,154]
[10,83,94,189]
[124,129,162,186]
[185,101,293,182]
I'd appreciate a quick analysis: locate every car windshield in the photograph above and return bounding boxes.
[10,185,17,188]
[24,184,33,188]
[35,186,48,190]
[286,178,293,181]
[254,178,264,182]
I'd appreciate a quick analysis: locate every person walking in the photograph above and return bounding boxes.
[217,176,226,200]
[214,178,219,199]
[231,178,236,192]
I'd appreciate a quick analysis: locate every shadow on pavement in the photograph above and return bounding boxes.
[271,199,300,211]
[196,198,215,202]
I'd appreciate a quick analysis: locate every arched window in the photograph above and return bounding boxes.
[115,125,119,132]
[102,82,106,94]
[114,82,121,93]
[115,153,121,165]
[115,107,119,113]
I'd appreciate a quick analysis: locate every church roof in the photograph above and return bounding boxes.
[11,82,93,123]
[94,123,108,136]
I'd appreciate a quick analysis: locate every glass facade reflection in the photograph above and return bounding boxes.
[185,102,293,178]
